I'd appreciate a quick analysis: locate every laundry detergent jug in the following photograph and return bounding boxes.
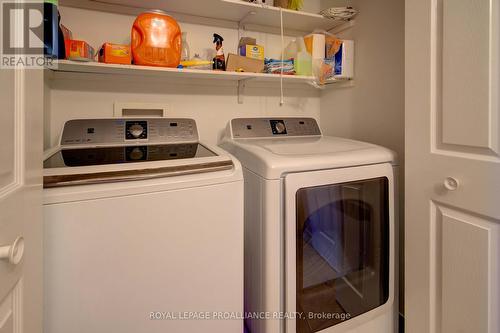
[131,10,181,67]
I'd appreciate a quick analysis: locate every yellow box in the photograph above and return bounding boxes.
[239,45,265,60]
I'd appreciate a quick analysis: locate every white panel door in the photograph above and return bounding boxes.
[405,0,500,332]
[0,67,43,332]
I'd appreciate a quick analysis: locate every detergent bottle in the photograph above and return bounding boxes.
[131,10,182,67]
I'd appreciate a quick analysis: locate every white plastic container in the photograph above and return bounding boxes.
[181,32,190,62]
[284,38,298,60]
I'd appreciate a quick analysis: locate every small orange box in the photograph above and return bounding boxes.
[65,40,95,62]
[99,43,132,65]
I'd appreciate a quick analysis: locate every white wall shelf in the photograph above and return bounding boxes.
[48,60,316,84]
[59,0,351,36]
[47,60,348,104]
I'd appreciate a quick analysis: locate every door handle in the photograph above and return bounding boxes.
[0,236,25,265]
[444,177,460,191]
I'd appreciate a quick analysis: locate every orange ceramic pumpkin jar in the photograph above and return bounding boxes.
[131,10,182,67]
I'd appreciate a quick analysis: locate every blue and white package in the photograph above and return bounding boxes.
[334,40,354,79]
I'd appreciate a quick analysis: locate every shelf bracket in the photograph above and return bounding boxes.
[238,11,257,40]
[237,78,252,104]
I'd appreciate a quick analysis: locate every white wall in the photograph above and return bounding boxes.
[320,0,404,156]
[45,6,321,149]
[320,0,405,317]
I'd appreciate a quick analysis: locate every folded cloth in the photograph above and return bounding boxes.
[319,7,358,20]
[264,58,295,75]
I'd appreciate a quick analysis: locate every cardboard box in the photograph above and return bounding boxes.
[333,40,354,79]
[98,43,132,65]
[65,40,95,62]
[226,54,264,73]
[238,37,256,48]
[238,37,265,60]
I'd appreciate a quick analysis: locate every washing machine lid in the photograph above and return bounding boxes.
[43,143,218,169]
[221,118,396,179]
[257,136,371,156]
[44,118,236,188]
[44,152,235,188]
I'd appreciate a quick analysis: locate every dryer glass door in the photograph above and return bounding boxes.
[295,177,390,332]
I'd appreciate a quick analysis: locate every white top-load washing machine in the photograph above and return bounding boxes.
[43,118,243,333]
[220,118,398,333]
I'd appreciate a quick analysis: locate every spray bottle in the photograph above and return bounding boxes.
[213,33,226,71]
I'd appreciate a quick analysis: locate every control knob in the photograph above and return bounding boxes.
[275,122,286,134]
[129,124,145,138]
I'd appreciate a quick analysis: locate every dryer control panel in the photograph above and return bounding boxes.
[61,118,198,146]
[231,118,322,138]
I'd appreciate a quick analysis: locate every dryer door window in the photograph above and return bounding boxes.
[296,177,389,333]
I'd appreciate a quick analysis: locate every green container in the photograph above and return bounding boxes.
[295,37,312,76]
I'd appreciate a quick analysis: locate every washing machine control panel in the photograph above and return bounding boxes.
[61,118,198,146]
[231,118,322,138]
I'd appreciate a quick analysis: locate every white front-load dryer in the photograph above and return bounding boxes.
[220,118,398,333]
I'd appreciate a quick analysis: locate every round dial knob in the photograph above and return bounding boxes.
[275,122,286,134]
[129,124,145,138]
